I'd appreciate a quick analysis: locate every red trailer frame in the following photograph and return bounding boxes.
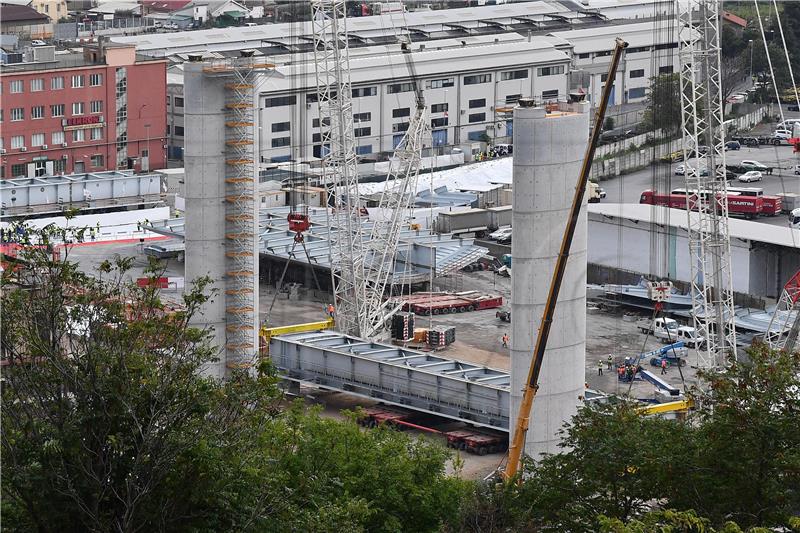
[401,292,503,315]
[640,189,762,219]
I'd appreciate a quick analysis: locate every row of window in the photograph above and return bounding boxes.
[577,43,678,60]
[166,125,184,136]
[5,74,102,94]
[4,127,103,149]
[5,101,102,122]
[5,156,101,178]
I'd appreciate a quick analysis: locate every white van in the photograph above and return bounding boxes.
[777,118,800,131]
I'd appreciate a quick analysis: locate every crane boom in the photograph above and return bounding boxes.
[503,38,628,481]
[311,0,370,337]
[363,35,429,337]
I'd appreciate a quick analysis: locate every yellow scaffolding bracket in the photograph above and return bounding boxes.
[259,318,335,358]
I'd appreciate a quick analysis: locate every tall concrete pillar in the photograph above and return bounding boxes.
[510,98,589,459]
[184,61,228,379]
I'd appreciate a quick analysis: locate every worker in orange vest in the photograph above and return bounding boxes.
[327,303,335,318]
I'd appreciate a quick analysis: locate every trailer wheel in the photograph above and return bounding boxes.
[478,446,488,456]
[467,305,476,312]
[432,308,440,315]
[459,442,467,451]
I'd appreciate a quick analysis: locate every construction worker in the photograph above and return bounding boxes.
[501,333,509,348]
[607,354,613,370]
[661,358,668,375]
[597,359,604,376]
[327,303,335,318]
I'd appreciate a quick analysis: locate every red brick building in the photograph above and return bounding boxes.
[1,42,167,178]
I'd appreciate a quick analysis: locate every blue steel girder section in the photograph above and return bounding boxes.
[269,330,510,432]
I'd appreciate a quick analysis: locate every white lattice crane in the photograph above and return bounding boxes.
[766,270,800,353]
[311,0,370,337]
[677,0,737,368]
[312,1,428,339]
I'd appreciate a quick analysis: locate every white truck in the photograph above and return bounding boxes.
[657,325,705,348]
[637,317,679,338]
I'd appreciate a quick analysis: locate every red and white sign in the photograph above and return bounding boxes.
[62,116,104,130]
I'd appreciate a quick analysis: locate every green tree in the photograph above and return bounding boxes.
[1,223,466,532]
[643,73,682,133]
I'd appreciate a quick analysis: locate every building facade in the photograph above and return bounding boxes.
[0,42,167,179]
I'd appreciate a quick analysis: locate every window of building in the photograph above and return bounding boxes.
[387,82,416,94]
[600,73,608,83]
[166,125,170,135]
[53,159,66,173]
[431,103,448,114]
[469,98,486,109]
[31,133,45,147]
[30,78,44,92]
[52,131,65,145]
[312,117,330,128]
[467,130,485,141]
[72,75,84,88]
[354,127,371,137]
[11,135,25,149]
[11,108,24,121]
[537,65,565,77]
[271,121,291,132]
[72,129,85,142]
[627,46,650,54]
[468,112,485,124]
[577,53,591,59]
[11,164,26,177]
[264,95,296,107]
[659,65,674,74]
[655,43,678,50]
[353,112,371,123]
[541,89,559,100]
[51,104,65,117]
[501,69,528,81]
[464,74,491,85]
[392,122,409,133]
[51,76,64,90]
[392,107,410,118]
[89,73,103,86]
[630,69,645,78]
[271,136,291,147]
[352,86,377,97]
[429,78,454,89]
[31,106,44,119]
[175,126,184,136]
[91,155,104,167]
[72,102,84,115]
[355,145,372,155]
[628,87,647,99]
[90,127,102,140]
[174,97,184,107]
[90,100,103,113]
[312,133,322,143]
[505,94,521,104]
[166,95,170,105]
[596,50,612,57]
[431,117,448,128]
[10,80,23,93]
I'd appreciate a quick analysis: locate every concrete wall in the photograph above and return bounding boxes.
[510,100,589,458]
[183,62,228,379]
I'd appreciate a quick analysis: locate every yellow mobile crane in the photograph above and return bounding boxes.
[504,37,628,481]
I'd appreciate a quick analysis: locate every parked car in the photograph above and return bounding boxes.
[675,164,707,176]
[773,129,793,140]
[674,164,688,175]
[31,39,47,46]
[166,22,179,29]
[789,104,799,112]
[725,140,741,151]
[494,143,513,155]
[488,227,513,241]
[496,234,512,245]
[738,170,763,182]
[795,164,800,176]
[660,150,685,163]
[740,160,769,171]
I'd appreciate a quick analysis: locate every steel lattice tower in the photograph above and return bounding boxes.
[677,0,737,368]
[312,0,370,337]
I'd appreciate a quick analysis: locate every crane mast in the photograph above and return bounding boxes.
[677,0,737,367]
[311,0,370,337]
[363,37,429,337]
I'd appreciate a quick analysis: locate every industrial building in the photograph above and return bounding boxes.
[109,1,679,161]
[588,203,800,300]
[0,41,167,178]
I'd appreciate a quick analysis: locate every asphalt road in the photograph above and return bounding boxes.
[600,143,800,227]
